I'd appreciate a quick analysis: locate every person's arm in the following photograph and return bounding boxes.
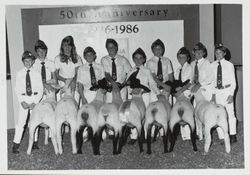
[152,73,171,92]
[55,69,66,83]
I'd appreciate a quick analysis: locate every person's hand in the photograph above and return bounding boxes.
[29,103,36,110]
[226,95,234,104]
[21,101,29,109]
[191,83,201,93]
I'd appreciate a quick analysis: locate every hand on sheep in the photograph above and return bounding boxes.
[226,95,233,104]
[21,101,29,109]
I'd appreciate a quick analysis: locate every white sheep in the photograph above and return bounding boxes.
[144,93,172,154]
[76,88,106,155]
[169,93,197,152]
[27,81,61,155]
[117,89,146,154]
[97,79,123,155]
[194,88,230,153]
[55,79,79,154]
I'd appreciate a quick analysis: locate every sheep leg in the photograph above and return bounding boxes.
[169,124,180,152]
[91,128,102,155]
[117,125,130,154]
[152,125,160,142]
[44,128,49,145]
[146,123,153,154]
[218,121,230,153]
[113,131,119,155]
[76,125,85,154]
[162,127,169,153]
[204,125,212,153]
[47,123,59,155]
[137,127,144,153]
[189,124,198,151]
[27,124,39,155]
[56,120,64,154]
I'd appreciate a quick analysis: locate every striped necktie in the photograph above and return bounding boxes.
[26,70,32,96]
[41,62,46,83]
[89,63,97,86]
[194,61,199,84]
[157,57,163,82]
[111,58,117,81]
[217,61,223,89]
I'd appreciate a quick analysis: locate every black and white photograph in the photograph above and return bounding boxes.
[1,0,249,174]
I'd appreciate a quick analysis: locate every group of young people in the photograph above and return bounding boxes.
[12,35,238,154]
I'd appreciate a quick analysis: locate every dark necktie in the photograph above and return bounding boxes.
[89,64,97,86]
[26,70,32,96]
[41,62,46,83]
[194,61,199,84]
[111,58,117,81]
[157,57,163,82]
[179,68,182,82]
[217,61,223,89]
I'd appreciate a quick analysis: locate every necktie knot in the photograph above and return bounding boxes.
[27,70,30,73]
[89,63,93,67]
[41,62,45,65]
[112,58,115,62]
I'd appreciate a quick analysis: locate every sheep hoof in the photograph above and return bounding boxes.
[146,151,152,154]
[193,148,198,151]
[77,150,82,154]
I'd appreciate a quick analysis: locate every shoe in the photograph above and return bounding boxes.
[230,135,237,143]
[32,141,39,150]
[12,142,20,154]
[128,139,137,145]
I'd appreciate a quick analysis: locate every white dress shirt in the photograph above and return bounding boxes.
[101,54,132,83]
[174,62,192,97]
[211,58,236,96]
[190,58,214,87]
[146,56,173,82]
[15,66,44,104]
[77,62,105,90]
[33,58,56,81]
[54,54,83,79]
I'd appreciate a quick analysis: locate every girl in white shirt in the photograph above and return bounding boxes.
[54,36,83,101]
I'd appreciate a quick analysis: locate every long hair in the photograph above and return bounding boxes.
[59,36,78,64]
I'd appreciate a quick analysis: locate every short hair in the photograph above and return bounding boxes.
[105,38,118,49]
[22,51,35,61]
[151,39,165,55]
[215,43,227,53]
[83,46,96,56]
[177,47,191,63]
[192,42,207,58]
[132,48,147,64]
[34,40,48,52]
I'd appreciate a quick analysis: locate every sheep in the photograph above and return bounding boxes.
[97,75,123,155]
[144,93,172,154]
[117,88,147,154]
[168,93,197,152]
[194,88,230,153]
[27,80,61,155]
[76,87,106,155]
[55,79,79,154]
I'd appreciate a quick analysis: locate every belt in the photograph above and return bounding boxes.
[21,92,38,96]
[215,84,231,89]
